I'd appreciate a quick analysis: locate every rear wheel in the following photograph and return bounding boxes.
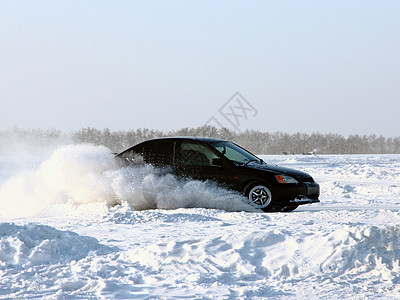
[245,183,273,212]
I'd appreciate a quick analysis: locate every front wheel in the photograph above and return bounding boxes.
[245,183,273,212]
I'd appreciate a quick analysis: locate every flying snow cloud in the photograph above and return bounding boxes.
[0,144,118,216]
[0,144,256,217]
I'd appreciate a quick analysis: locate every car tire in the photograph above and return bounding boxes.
[244,183,274,212]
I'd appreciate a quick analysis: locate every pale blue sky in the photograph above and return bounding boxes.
[1,1,399,136]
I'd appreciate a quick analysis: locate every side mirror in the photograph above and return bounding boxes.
[212,158,224,167]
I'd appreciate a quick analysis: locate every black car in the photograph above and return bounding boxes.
[116,137,320,212]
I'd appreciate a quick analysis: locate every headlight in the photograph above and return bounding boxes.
[275,175,298,184]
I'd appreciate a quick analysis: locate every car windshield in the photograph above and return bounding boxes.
[210,141,263,165]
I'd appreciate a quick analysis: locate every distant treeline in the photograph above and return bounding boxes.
[71,126,400,154]
[2,126,400,154]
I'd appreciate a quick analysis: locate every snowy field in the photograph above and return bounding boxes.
[1,143,400,299]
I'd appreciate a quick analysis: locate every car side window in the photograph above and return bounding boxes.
[221,147,247,163]
[176,142,219,167]
[142,141,173,166]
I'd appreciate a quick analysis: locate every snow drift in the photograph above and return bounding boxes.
[0,223,114,267]
[1,211,400,299]
[123,223,400,283]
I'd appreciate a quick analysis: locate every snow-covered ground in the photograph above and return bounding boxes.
[1,144,400,299]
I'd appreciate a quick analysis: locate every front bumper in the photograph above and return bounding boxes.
[290,197,320,204]
[273,181,320,206]
[290,182,320,205]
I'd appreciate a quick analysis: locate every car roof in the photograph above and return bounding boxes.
[143,137,226,143]
[116,137,227,155]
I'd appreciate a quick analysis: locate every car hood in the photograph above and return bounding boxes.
[246,163,313,180]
